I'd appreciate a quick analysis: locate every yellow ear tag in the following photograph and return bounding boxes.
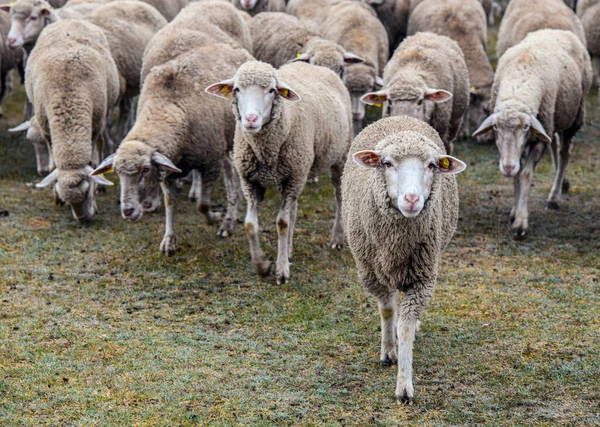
[104,167,114,175]
[296,53,302,57]
[281,89,289,97]
[440,158,450,169]
[9,1,14,5]
[532,129,539,134]
[220,85,230,94]
[488,128,493,133]
[375,104,382,107]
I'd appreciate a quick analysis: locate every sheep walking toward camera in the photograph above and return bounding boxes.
[496,0,586,59]
[342,115,466,403]
[206,60,352,284]
[474,30,592,239]
[231,0,285,16]
[361,32,469,154]
[250,12,365,75]
[28,19,120,221]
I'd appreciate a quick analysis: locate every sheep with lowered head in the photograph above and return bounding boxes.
[361,32,469,154]
[231,0,285,16]
[342,115,466,403]
[206,60,352,284]
[474,29,592,238]
[250,12,365,75]
[30,19,120,221]
[578,0,600,86]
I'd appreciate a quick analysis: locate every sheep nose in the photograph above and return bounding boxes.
[245,114,258,124]
[7,37,16,47]
[143,201,153,210]
[404,193,420,207]
[353,112,364,121]
[503,164,516,176]
[122,207,135,217]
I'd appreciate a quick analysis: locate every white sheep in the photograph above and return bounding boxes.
[474,29,592,238]
[342,115,466,403]
[577,0,600,87]
[29,19,120,221]
[0,9,24,118]
[231,0,285,16]
[361,32,469,154]
[206,60,352,284]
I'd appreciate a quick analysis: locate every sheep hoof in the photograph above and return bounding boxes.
[217,229,230,238]
[189,195,197,203]
[545,201,560,211]
[513,228,527,240]
[509,213,515,224]
[561,179,570,194]
[331,242,343,251]
[255,259,272,277]
[395,385,414,405]
[160,235,177,256]
[276,273,289,285]
[380,355,397,367]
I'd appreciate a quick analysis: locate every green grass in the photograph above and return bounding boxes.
[1,74,600,425]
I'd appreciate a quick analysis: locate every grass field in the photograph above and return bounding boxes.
[1,64,600,425]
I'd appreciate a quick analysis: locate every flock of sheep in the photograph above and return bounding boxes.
[0,0,598,404]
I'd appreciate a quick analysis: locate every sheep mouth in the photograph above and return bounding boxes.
[242,125,262,134]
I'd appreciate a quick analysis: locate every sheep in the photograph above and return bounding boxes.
[360,0,410,52]
[319,0,388,134]
[66,0,188,21]
[285,0,329,25]
[361,32,469,154]
[577,0,600,86]
[206,60,352,284]
[473,30,592,239]
[92,3,253,254]
[28,19,120,221]
[231,0,285,16]
[408,0,495,144]
[86,1,167,142]
[496,0,586,59]
[342,115,466,403]
[250,12,365,76]
[0,10,24,118]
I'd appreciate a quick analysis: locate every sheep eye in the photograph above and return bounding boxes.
[30,16,38,21]
[418,99,423,106]
[523,124,530,131]
[141,166,151,174]
[428,162,436,169]
[492,124,498,132]
[382,161,393,168]
[269,88,276,94]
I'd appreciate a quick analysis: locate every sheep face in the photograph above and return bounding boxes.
[205,62,301,134]
[343,63,384,122]
[362,83,452,123]
[91,143,181,222]
[473,111,552,177]
[290,40,365,79]
[238,0,258,10]
[5,3,52,49]
[353,140,466,217]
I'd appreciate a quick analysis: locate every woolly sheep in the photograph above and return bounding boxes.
[86,1,167,141]
[361,32,469,154]
[342,115,466,403]
[250,12,365,75]
[577,0,600,85]
[231,0,285,16]
[319,0,388,134]
[29,19,120,221]
[0,10,24,118]
[408,0,495,144]
[92,4,253,255]
[286,0,328,25]
[66,0,188,21]
[496,0,586,59]
[473,30,592,238]
[206,60,352,284]
[360,0,410,52]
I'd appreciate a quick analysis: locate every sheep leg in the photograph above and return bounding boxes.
[243,183,271,277]
[549,133,570,195]
[510,176,520,223]
[115,97,134,142]
[0,71,8,118]
[103,115,116,158]
[188,169,202,203]
[512,141,546,239]
[218,155,241,238]
[288,197,298,260]
[276,192,298,285]
[198,168,221,225]
[546,132,573,210]
[396,287,432,404]
[159,180,177,256]
[31,135,52,176]
[330,163,345,250]
[377,290,399,366]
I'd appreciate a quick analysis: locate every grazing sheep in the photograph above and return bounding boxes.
[497,0,586,59]
[250,12,364,75]
[29,19,120,221]
[92,3,252,254]
[206,60,352,284]
[86,1,167,142]
[361,32,469,154]
[342,115,466,403]
[408,0,495,144]
[231,0,285,16]
[285,0,329,25]
[361,0,410,52]
[66,0,188,21]
[319,0,388,134]
[0,10,24,118]
[577,0,600,86]
[473,30,592,238]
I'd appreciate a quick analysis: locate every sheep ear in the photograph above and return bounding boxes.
[472,114,497,137]
[205,79,235,99]
[85,165,113,186]
[343,52,365,64]
[425,88,453,103]
[9,121,31,133]
[352,150,381,168]
[288,53,310,63]
[277,81,301,101]
[438,155,467,174]
[0,4,11,12]
[36,169,58,188]
[151,152,182,173]
[374,76,384,88]
[361,90,388,106]
[530,115,552,143]
[91,153,116,176]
